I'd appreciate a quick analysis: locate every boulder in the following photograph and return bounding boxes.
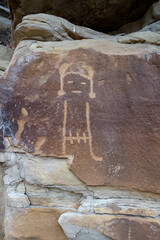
[0,39,160,194]
[8,0,156,33]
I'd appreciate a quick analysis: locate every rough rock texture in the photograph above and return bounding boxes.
[8,0,156,33]
[1,4,160,238]
[59,213,160,240]
[0,44,13,77]
[0,0,11,45]
[2,136,160,240]
[14,14,115,47]
[0,39,160,194]
[118,31,160,45]
[0,45,13,239]
[0,166,4,239]
[13,13,160,48]
[141,20,160,32]
[5,207,67,240]
[113,0,160,34]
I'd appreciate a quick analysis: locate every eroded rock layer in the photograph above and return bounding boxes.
[0,39,160,194]
[8,0,156,33]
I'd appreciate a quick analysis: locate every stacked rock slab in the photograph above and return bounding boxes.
[12,13,160,50]
[0,39,160,239]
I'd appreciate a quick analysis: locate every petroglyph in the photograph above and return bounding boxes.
[21,108,28,117]
[15,119,26,145]
[58,63,96,99]
[62,100,67,155]
[15,108,28,145]
[1,44,160,190]
[35,136,47,153]
[86,102,103,161]
[59,62,102,161]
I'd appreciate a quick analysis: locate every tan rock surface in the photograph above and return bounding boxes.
[3,143,160,239]
[25,184,82,208]
[13,13,160,47]
[118,31,160,45]
[21,153,85,188]
[5,207,67,240]
[1,39,160,193]
[14,13,116,47]
[59,212,160,240]
[1,2,160,239]
[78,198,160,217]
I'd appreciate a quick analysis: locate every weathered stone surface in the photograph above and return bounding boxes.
[25,184,82,209]
[8,0,156,33]
[14,14,160,48]
[3,145,160,239]
[20,153,85,189]
[0,166,4,240]
[0,44,13,72]
[89,185,160,200]
[141,20,160,32]
[113,0,160,34]
[5,207,67,240]
[0,0,11,45]
[14,13,116,47]
[78,197,160,217]
[0,16,11,30]
[59,212,160,240]
[118,31,160,45]
[1,39,160,193]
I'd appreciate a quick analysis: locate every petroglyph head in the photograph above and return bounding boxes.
[58,63,96,99]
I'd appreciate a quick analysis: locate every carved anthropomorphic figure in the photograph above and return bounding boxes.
[58,62,103,161]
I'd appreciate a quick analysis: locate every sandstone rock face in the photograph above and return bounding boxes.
[118,31,160,45]
[5,207,67,240]
[14,14,116,47]
[59,213,160,240]
[1,7,160,238]
[2,136,160,240]
[8,0,156,33]
[0,39,160,194]
[13,13,160,48]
